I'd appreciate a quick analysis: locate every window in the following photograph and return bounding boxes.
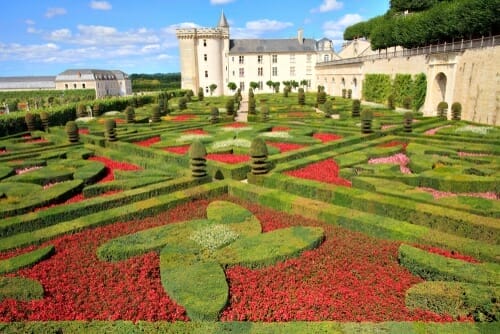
[290,66,295,77]
[257,67,263,76]
[232,70,235,76]
[272,54,278,63]
[205,86,209,93]
[205,70,208,78]
[232,57,234,63]
[323,55,330,62]
[82,83,86,89]
[64,84,68,89]
[290,54,295,63]
[272,67,278,76]
[257,55,263,64]
[73,83,77,89]
[203,39,207,47]
[239,81,245,91]
[239,68,244,77]
[306,66,312,75]
[306,54,312,63]
[239,56,244,64]
[204,54,207,61]
[258,81,263,90]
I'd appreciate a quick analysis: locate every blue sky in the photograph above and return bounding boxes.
[0,0,389,76]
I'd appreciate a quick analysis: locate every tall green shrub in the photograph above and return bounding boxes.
[412,73,427,111]
[24,112,36,132]
[437,102,448,119]
[226,98,235,116]
[392,74,413,107]
[151,105,161,123]
[298,88,305,105]
[40,111,49,132]
[178,97,188,111]
[104,119,117,142]
[352,99,361,117]
[125,106,135,124]
[362,74,392,103]
[210,107,219,124]
[189,141,207,178]
[403,111,413,133]
[198,87,204,101]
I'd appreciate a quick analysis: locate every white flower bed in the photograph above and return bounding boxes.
[221,126,253,132]
[175,134,211,142]
[455,125,493,135]
[189,224,239,250]
[259,131,292,139]
[211,139,251,150]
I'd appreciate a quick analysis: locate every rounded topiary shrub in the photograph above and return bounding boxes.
[248,96,256,115]
[178,97,188,111]
[24,112,36,132]
[65,121,79,143]
[283,86,289,98]
[226,98,235,116]
[261,105,270,122]
[198,87,204,102]
[210,107,219,124]
[125,106,135,124]
[451,102,462,121]
[317,91,327,105]
[298,88,305,106]
[92,103,102,117]
[437,101,448,119]
[342,89,347,99]
[104,119,117,142]
[403,111,413,133]
[323,100,333,117]
[40,111,49,132]
[188,141,207,178]
[76,103,87,118]
[352,99,361,117]
[151,105,161,123]
[185,90,194,102]
[347,89,352,99]
[360,109,373,134]
[250,137,269,175]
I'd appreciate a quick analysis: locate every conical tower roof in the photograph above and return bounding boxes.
[217,10,229,28]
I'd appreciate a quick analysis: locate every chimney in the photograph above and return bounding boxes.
[297,29,304,44]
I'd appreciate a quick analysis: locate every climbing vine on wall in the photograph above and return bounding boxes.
[362,74,392,104]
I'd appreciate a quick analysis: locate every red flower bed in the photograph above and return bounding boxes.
[183,129,208,135]
[163,145,190,155]
[0,149,7,154]
[378,141,408,150]
[313,133,343,143]
[206,153,250,164]
[78,129,90,135]
[0,197,460,323]
[224,122,248,128]
[88,156,141,183]
[266,142,306,153]
[133,136,161,147]
[272,126,290,132]
[413,244,480,264]
[171,114,196,122]
[284,159,352,187]
[25,138,48,144]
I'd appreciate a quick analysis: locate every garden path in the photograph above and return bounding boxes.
[235,95,248,122]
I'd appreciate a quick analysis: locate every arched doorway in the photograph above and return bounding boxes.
[431,72,447,113]
[352,78,358,99]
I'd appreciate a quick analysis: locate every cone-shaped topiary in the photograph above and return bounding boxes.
[104,119,117,142]
[210,107,219,124]
[40,111,49,132]
[342,89,347,99]
[437,101,448,119]
[451,102,462,121]
[248,88,254,99]
[188,141,207,178]
[248,96,256,114]
[178,97,188,111]
[352,99,361,117]
[403,111,413,133]
[250,137,269,175]
[261,105,270,122]
[298,88,305,106]
[151,105,161,123]
[198,87,204,102]
[226,98,235,116]
[24,112,36,132]
[125,106,135,123]
[360,109,373,134]
[65,121,79,143]
[347,89,352,99]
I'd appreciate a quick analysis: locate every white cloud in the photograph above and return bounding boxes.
[210,0,235,4]
[323,13,363,40]
[90,1,112,11]
[25,19,36,25]
[311,0,343,13]
[49,29,72,40]
[245,19,293,32]
[45,8,67,18]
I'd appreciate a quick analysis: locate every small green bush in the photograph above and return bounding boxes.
[360,109,373,134]
[125,106,135,123]
[189,141,207,178]
[151,105,161,123]
[225,98,235,116]
[210,107,219,124]
[178,97,188,110]
[437,101,448,119]
[298,88,305,105]
[403,111,413,133]
[451,102,462,121]
[65,121,79,143]
[24,112,36,132]
[40,111,49,132]
[197,87,204,101]
[104,119,117,142]
[250,138,269,175]
[352,99,361,117]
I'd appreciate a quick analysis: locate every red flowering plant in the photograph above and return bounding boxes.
[313,133,343,143]
[163,145,190,155]
[183,129,208,135]
[206,153,250,164]
[171,114,196,122]
[133,136,161,147]
[284,159,352,187]
[266,142,306,153]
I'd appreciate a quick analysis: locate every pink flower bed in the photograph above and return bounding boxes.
[224,122,248,128]
[368,153,411,174]
[206,153,250,164]
[313,133,343,143]
[457,151,492,157]
[284,159,352,187]
[133,136,161,147]
[163,145,190,155]
[424,125,452,136]
[418,187,499,201]
[183,129,208,135]
[381,125,396,130]
[266,142,306,153]
[15,166,43,175]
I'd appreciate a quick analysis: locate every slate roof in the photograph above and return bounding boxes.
[55,69,127,81]
[0,76,55,90]
[229,38,317,54]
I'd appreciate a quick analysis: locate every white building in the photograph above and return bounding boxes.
[176,12,336,96]
[55,69,132,98]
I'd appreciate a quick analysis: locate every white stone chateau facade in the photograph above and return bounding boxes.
[176,12,336,96]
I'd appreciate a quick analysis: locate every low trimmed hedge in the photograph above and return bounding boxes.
[0,277,44,301]
[398,244,500,285]
[0,245,54,274]
[406,281,499,321]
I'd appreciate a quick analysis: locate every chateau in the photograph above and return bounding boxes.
[176,12,336,96]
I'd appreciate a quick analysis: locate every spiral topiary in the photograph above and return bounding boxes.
[360,109,373,134]
[347,89,352,99]
[40,111,49,132]
[226,98,235,116]
[198,87,204,102]
[298,88,305,106]
[188,141,207,178]
[104,119,117,142]
[261,105,270,122]
[65,121,79,143]
[403,111,413,133]
[92,103,102,117]
[250,137,269,175]
[342,89,347,99]
[76,103,86,118]
[178,97,188,111]
[352,99,361,117]
[451,102,462,121]
[317,91,327,105]
[24,112,36,132]
[125,106,135,123]
[210,107,219,124]
[437,102,448,119]
[151,105,161,123]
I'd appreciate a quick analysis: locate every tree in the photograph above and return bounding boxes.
[250,82,259,91]
[272,82,280,93]
[266,80,274,90]
[209,84,217,96]
[291,80,299,90]
[227,82,237,92]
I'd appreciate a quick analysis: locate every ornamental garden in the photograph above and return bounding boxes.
[0,89,498,333]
